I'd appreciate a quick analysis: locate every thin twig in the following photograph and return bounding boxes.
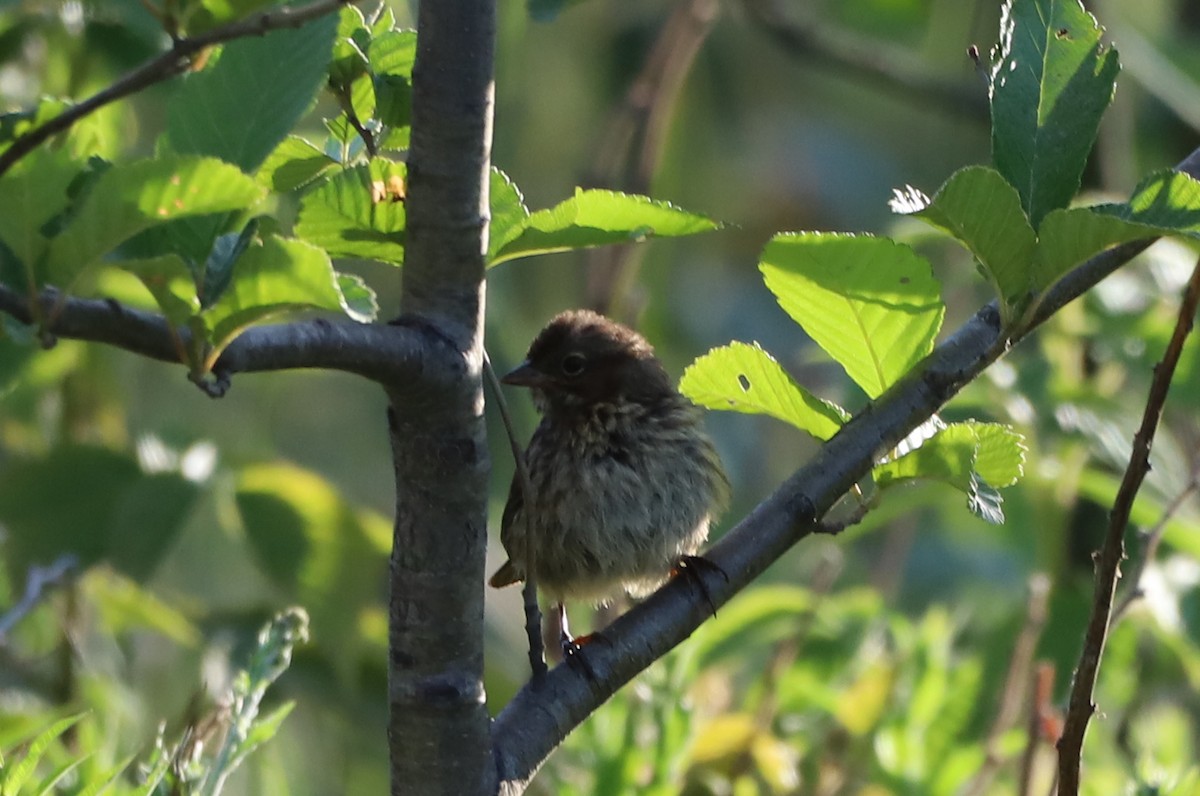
[0,0,357,179]
[962,574,1051,796]
[483,353,547,683]
[1057,253,1200,795]
[0,555,79,642]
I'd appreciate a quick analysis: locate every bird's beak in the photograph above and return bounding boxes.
[501,360,552,388]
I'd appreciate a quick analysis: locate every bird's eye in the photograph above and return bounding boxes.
[561,352,586,377]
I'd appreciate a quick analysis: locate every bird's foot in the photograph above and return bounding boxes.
[561,631,605,680]
[672,554,729,617]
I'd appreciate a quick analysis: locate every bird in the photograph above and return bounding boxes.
[489,309,729,656]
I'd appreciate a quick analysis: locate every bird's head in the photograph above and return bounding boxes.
[502,310,675,410]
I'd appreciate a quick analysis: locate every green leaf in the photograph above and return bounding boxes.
[368,29,417,77]
[0,150,80,283]
[163,12,339,171]
[873,422,1026,523]
[989,0,1119,227]
[257,136,337,192]
[488,167,530,261]
[75,754,134,796]
[45,156,265,288]
[329,5,370,87]
[235,463,389,685]
[680,342,848,441]
[1034,170,1200,291]
[236,701,296,762]
[893,166,1036,312]
[294,160,407,265]
[115,255,199,329]
[200,217,259,309]
[759,232,945,398]
[336,272,379,322]
[1,714,86,796]
[202,235,347,358]
[33,754,93,796]
[488,188,719,267]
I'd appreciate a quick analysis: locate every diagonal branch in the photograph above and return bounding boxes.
[0,284,447,390]
[0,0,358,179]
[489,144,1200,793]
[1056,251,1200,795]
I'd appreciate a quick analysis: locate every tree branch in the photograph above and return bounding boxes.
[489,144,1200,792]
[1056,250,1200,795]
[0,285,445,389]
[0,0,358,179]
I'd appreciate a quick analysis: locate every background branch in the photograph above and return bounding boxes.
[1056,251,1200,795]
[490,146,1200,792]
[741,0,988,120]
[0,0,357,179]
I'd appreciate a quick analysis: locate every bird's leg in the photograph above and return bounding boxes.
[672,554,729,617]
[558,603,602,679]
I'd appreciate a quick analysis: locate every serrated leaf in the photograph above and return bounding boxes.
[989,0,1120,227]
[329,5,370,87]
[115,255,199,329]
[488,167,530,260]
[202,235,346,359]
[968,473,1006,524]
[970,423,1027,487]
[294,160,406,264]
[164,13,338,171]
[759,232,945,398]
[895,166,1036,312]
[336,272,378,322]
[1034,170,1200,291]
[488,188,719,267]
[2,714,86,796]
[873,422,1025,523]
[45,156,265,288]
[368,29,416,76]
[257,136,337,192]
[680,342,848,440]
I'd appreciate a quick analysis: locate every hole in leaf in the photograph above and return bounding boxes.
[737,374,750,392]
[1055,27,1069,38]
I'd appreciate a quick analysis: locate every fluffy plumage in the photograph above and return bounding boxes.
[489,309,729,607]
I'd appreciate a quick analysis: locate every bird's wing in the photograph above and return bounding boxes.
[487,474,525,588]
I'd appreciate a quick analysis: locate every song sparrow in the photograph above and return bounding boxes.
[489,310,729,652]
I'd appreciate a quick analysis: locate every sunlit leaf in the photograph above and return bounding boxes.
[45,156,265,288]
[989,0,1119,227]
[488,188,719,266]
[202,235,346,358]
[894,165,1036,312]
[257,136,337,192]
[680,342,848,440]
[294,160,407,265]
[759,232,944,397]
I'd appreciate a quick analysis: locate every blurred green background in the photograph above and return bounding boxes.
[1,0,1199,793]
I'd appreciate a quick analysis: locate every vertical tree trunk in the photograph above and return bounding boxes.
[387,0,496,793]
